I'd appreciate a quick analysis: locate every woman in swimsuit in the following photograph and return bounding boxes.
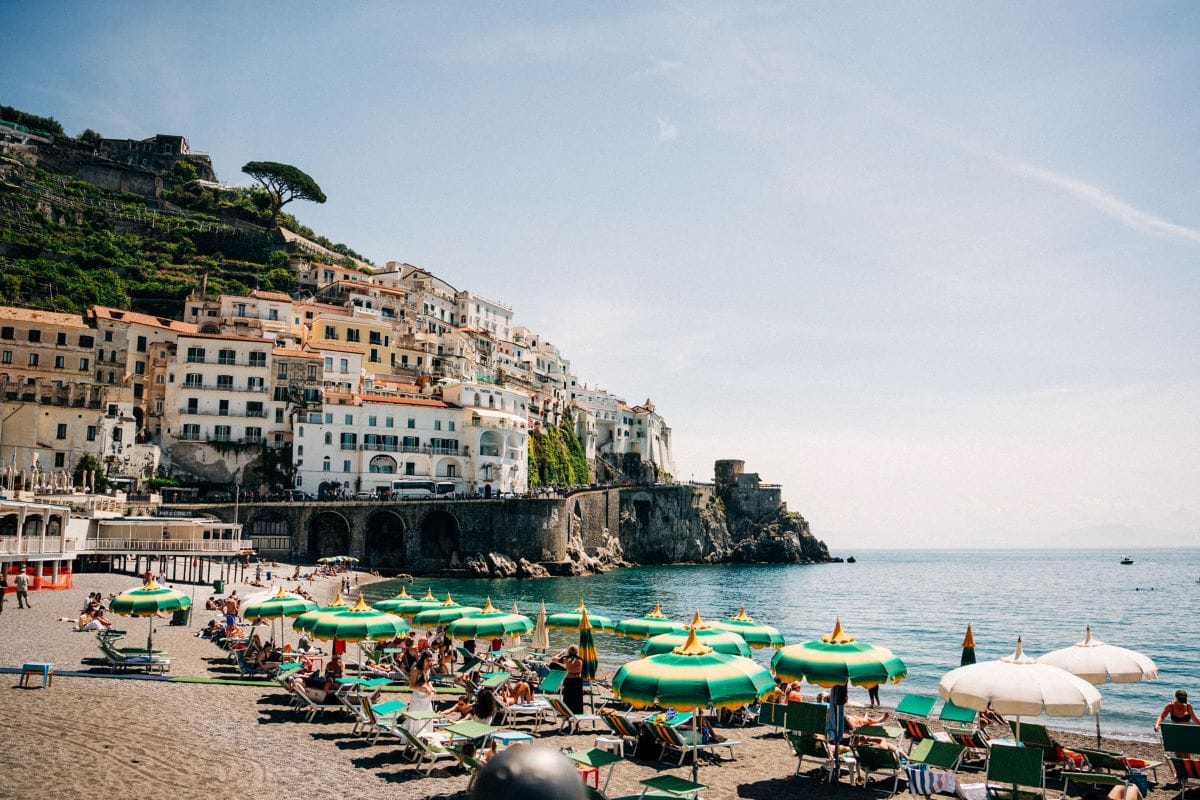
[552,645,586,714]
[1155,690,1200,731]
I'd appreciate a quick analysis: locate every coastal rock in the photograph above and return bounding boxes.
[464,552,518,578]
[515,558,550,578]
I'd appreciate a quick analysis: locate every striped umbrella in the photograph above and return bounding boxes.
[109,578,192,655]
[373,586,421,615]
[546,601,615,632]
[613,629,774,782]
[642,612,752,658]
[242,586,317,647]
[317,556,359,565]
[309,595,410,676]
[711,607,786,650]
[532,600,550,652]
[578,609,598,681]
[447,598,534,640]
[412,594,482,628]
[397,588,446,619]
[292,592,351,634]
[771,619,907,688]
[961,623,977,666]
[616,603,680,640]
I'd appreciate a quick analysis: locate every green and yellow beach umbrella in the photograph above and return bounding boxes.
[373,585,422,616]
[771,619,907,688]
[546,600,615,632]
[292,592,352,634]
[397,588,446,619]
[616,603,680,640]
[578,609,599,682]
[309,595,409,643]
[613,629,774,782]
[110,578,192,655]
[642,611,752,658]
[711,607,786,650]
[242,586,318,647]
[447,598,534,640]
[961,624,977,666]
[412,594,482,627]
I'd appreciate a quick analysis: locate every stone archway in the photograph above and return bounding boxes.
[419,510,460,562]
[365,510,406,570]
[307,511,350,558]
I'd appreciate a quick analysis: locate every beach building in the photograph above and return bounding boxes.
[183,290,300,346]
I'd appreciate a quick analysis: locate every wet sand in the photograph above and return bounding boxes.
[0,571,1181,800]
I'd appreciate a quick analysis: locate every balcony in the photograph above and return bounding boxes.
[205,436,265,446]
[0,536,67,556]
[179,408,269,418]
[87,538,249,553]
[360,442,400,452]
[186,383,267,393]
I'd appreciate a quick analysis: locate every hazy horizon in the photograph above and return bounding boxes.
[5,3,1198,548]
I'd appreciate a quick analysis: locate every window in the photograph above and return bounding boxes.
[307,365,318,380]
[0,327,11,340]
[407,418,415,429]
[79,335,94,348]
[277,363,288,379]
[344,414,353,425]
[218,349,236,365]
[434,420,442,431]
[213,425,232,442]
[186,347,205,363]
[448,421,455,432]
[54,355,64,369]
[218,400,229,416]
[249,351,266,367]
[56,332,67,346]
[54,452,65,468]
[339,358,348,373]
[104,330,112,342]
[324,357,333,370]
[79,357,89,370]
[28,329,41,343]
[154,400,163,414]
[369,331,382,345]
[324,325,337,340]
[134,361,145,375]
[343,460,351,472]
[322,457,331,472]
[385,417,394,428]
[368,416,377,427]
[247,377,264,391]
[111,427,122,442]
[346,328,360,343]
[56,423,67,440]
[133,383,143,400]
[246,401,263,417]
[268,308,279,321]
[324,413,333,424]
[186,398,198,414]
[324,432,332,445]
[245,427,262,442]
[370,348,379,363]
[275,408,284,423]
[86,426,97,442]
[0,351,9,364]
[185,373,202,387]
[155,374,164,384]
[216,375,233,389]
[136,335,147,353]
[405,462,416,476]
[340,432,357,449]
[28,353,38,366]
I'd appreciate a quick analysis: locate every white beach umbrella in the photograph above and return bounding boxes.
[532,600,550,652]
[1037,625,1157,745]
[938,637,1102,741]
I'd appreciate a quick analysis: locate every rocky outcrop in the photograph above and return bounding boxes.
[464,551,554,578]
[727,508,831,564]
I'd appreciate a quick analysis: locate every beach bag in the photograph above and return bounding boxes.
[1125,771,1149,797]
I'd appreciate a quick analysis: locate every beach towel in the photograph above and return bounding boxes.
[907,764,956,795]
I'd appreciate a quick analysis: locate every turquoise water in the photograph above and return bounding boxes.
[363,548,1200,738]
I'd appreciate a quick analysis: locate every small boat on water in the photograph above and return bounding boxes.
[846,556,857,564]
[1120,556,1134,565]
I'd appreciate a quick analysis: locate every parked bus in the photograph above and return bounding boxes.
[390,479,457,499]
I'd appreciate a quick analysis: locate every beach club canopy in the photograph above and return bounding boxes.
[771,619,908,688]
[642,612,752,658]
[616,603,681,640]
[309,595,409,643]
[546,601,615,632]
[711,607,786,650]
[292,592,351,633]
[412,594,482,627]
[447,598,534,640]
[614,629,775,783]
[317,556,359,565]
[938,638,1102,718]
[532,601,550,652]
[241,586,317,621]
[1036,626,1158,685]
[110,578,192,653]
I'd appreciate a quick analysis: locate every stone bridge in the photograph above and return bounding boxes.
[162,488,627,573]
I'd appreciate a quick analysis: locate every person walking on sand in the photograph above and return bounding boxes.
[14,569,31,608]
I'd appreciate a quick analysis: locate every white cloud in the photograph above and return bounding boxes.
[657,116,679,142]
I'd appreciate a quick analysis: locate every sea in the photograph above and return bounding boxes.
[362,547,1199,739]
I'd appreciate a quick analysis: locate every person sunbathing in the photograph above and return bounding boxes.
[450,695,475,720]
[498,680,534,706]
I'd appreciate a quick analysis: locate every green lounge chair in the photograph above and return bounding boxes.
[909,738,966,773]
[897,694,940,718]
[1163,723,1200,756]
[946,727,992,771]
[787,732,853,779]
[785,701,830,735]
[854,743,904,796]
[601,710,642,753]
[549,697,603,734]
[940,700,978,728]
[1169,757,1200,800]
[393,719,456,773]
[986,744,1047,800]
[1010,721,1079,769]
[758,701,788,732]
[361,697,407,743]
[1077,747,1162,783]
[446,744,489,791]
[638,774,707,798]
[568,747,624,794]
[1062,771,1129,797]
[645,719,740,765]
[538,668,566,695]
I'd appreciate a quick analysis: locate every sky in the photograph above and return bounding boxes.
[4,2,1199,549]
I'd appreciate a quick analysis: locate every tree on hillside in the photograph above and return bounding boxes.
[73,453,110,492]
[241,161,327,224]
[78,128,103,147]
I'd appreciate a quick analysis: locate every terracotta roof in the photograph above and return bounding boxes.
[91,307,198,333]
[250,290,293,302]
[180,331,273,344]
[307,341,364,355]
[0,306,90,328]
[362,395,452,408]
[272,348,323,360]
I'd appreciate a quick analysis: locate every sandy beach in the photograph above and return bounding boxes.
[0,572,1183,800]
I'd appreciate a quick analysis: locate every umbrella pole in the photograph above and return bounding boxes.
[1096,711,1102,749]
[147,615,154,655]
[692,709,700,784]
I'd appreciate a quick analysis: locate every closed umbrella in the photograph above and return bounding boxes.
[711,607,786,649]
[961,624,977,666]
[616,603,680,640]
[241,586,317,648]
[412,594,481,628]
[547,601,615,632]
[532,600,550,653]
[613,629,774,783]
[109,578,191,656]
[579,609,599,712]
[1037,626,1156,746]
[938,637,1102,743]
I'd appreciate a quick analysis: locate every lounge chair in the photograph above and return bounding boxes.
[854,743,905,796]
[637,774,707,798]
[1163,723,1200,756]
[498,697,551,729]
[1010,721,1083,770]
[646,719,741,766]
[946,727,992,771]
[985,743,1048,800]
[287,681,343,722]
[98,637,171,674]
[549,697,603,734]
[897,694,939,718]
[537,667,566,696]
[1169,757,1200,800]
[1062,771,1131,797]
[1077,747,1162,783]
[601,710,643,753]
[359,697,407,742]
[235,649,270,678]
[908,738,966,774]
[393,720,455,773]
[787,732,854,779]
[568,747,624,794]
[939,701,978,729]
[447,744,488,791]
[758,701,788,732]
[785,701,832,736]
[97,629,163,656]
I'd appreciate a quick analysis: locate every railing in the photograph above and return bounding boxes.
[186,383,268,393]
[205,437,265,446]
[86,538,250,553]
[179,408,269,418]
[0,536,67,555]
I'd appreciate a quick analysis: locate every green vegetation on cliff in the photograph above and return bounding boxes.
[527,413,590,488]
